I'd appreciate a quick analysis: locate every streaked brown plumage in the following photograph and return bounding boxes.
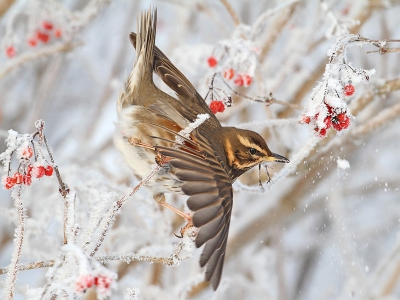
[114,8,289,290]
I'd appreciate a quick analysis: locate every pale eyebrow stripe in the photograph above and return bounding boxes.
[237,135,264,153]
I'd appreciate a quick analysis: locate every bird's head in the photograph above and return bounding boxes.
[222,127,289,180]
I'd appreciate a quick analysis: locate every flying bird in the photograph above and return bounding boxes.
[114,8,289,290]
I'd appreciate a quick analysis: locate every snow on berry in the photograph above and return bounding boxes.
[14,172,23,184]
[75,274,94,292]
[34,165,46,178]
[2,175,16,189]
[207,56,218,68]
[223,68,235,80]
[344,84,355,96]
[234,75,244,86]
[5,46,16,58]
[42,21,54,30]
[209,101,225,114]
[243,74,252,87]
[54,28,62,38]
[21,147,33,159]
[45,165,54,176]
[23,174,32,186]
[26,164,33,175]
[94,275,113,295]
[302,116,311,124]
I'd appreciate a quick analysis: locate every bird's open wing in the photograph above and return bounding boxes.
[156,129,232,290]
[130,32,220,126]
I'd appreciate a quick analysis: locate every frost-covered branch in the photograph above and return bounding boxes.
[95,226,197,266]
[2,186,25,300]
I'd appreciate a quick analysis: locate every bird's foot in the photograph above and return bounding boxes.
[174,219,195,239]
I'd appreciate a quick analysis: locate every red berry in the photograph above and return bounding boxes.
[325,103,333,114]
[42,21,53,30]
[5,46,16,58]
[324,117,332,129]
[54,29,62,38]
[28,38,38,47]
[223,68,235,80]
[3,176,16,189]
[14,172,23,184]
[37,31,50,43]
[342,115,350,129]
[243,74,252,86]
[337,113,346,123]
[23,174,32,186]
[45,165,54,176]
[319,128,326,137]
[210,100,225,114]
[207,56,217,67]
[94,275,112,289]
[26,164,33,175]
[302,116,311,124]
[344,84,355,96]
[35,166,46,178]
[234,75,244,86]
[314,127,326,137]
[217,101,225,113]
[332,121,342,131]
[22,147,34,159]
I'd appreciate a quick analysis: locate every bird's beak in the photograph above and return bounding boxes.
[265,152,290,163]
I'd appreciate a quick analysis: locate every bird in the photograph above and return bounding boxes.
[114,8,289,290]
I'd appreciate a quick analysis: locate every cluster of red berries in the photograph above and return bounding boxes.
[28,21,62,47]
[207,56,253,87]
[75,274,113,293]
[209,100,225,114]
[5,21,62,58]
[303,103,351,137]
[302,84,355,137]
[233,73,252,87]
[2,147,54,189]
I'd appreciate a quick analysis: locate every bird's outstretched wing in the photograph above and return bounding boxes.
[156,129,232,291]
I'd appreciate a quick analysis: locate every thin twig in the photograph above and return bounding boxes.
[219,0,241,26]
[0,42,79,81]
[89,164,162,257]
[2,186,25,300]
[0,260,55,275]
[222,79,303,110]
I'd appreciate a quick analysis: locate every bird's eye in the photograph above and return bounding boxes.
[249,148,257,155]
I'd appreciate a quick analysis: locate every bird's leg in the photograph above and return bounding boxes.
[155,194,193,238]
[155,194,191,221]
[263,164,273,183]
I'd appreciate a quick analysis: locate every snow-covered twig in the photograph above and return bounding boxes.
[0,260,55,275]
[2,186,25,300]
[95,226,197,266]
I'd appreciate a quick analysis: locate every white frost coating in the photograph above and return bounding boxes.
[303,34,376,132]
[175,113,209,145]
[337,158,350,170]
[43,244,118,299]
[124,288,141,300]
